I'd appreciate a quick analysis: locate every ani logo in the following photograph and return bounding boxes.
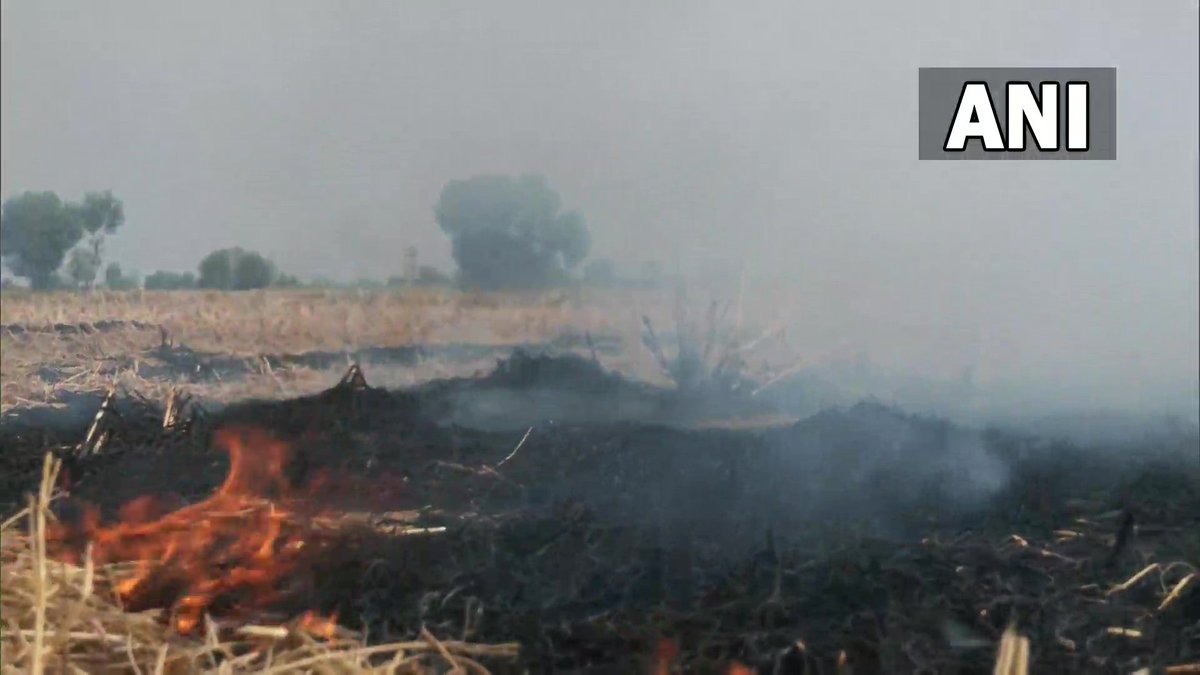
[918,68,1116,161]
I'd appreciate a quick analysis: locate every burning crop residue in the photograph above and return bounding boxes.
[47,427,350,635]
[16,363,1194,673]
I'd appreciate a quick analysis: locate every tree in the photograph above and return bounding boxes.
[104,262,139,290]
[0,190,125,290]
[65,247,101,288]
[0,192,84,289]
[231,251,275,290]
[434,174,590,289]
[272,273,302,288]
[197,247,279,290]
[198,249,235,289]
[75,191,125,277]
[144,270,197,290]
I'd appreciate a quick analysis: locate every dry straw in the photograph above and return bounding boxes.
[0,453,518,674]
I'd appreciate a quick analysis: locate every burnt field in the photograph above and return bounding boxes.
[1,290,1198,674]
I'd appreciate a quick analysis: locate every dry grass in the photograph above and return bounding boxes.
[1,451,1051,674]
[0,454,985,675]
[0,288,654,356]
[0,454,520,674]
[0,289,664,670]
[0,288,680,413]
[16,288,1180,673]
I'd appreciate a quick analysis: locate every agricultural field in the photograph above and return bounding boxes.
[0,288,662,411]
[0,288,1196,674]
[4,0,1196,672]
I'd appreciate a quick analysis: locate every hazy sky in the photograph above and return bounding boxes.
[2,1,1197,406]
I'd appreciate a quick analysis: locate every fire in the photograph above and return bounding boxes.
[296,610,341,640]
[48,427,335,635]
[652,638,756,674]
[653,638,679,675]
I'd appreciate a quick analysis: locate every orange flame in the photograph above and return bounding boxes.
[48,427,334,635]
[651,638,755,675]
[653,638,680,675]
[296,610,341,640]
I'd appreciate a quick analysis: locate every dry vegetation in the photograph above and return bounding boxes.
[0,289,644,353]
[1,455,520,674]
[1,288,1196,674]
[0,288,676,414]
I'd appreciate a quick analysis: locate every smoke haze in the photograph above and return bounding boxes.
[2,0,1197,420]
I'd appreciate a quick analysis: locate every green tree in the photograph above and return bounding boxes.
[0,190,125,290]
[104,262,139,290]
[231,250,276,290]
[272,273,302,288]
[65,247,101,288]
[434,174,590,289]
[144,270,197,290]
[197,247,279,290]
[198,249,235,289]
[0,192,84,289]
[74,191,125,277]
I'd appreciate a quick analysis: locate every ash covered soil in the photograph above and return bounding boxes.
[1,351,1198,673]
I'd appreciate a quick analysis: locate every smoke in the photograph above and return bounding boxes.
[410,352,1014,544]
[2,0,1197,421]
[779,403,1010,514]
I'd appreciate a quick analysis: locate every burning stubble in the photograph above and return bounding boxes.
[46,427,398,635]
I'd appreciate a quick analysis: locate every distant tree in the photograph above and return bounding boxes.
[198,249,235,289]
[144,270,197,290]
[74,191,125,276]
[0,190,125,290]
[65,247,102,288]
[231,251,276,290]
[0,192,84,289]
[104,262,139,290]
[435,174,590,289]
[197,247,279,290]
[104,263,120,287]
[272,273,302,288]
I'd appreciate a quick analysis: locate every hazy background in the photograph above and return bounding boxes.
[3,0,1197,420]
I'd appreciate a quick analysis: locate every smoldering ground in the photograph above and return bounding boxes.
[17,348,1192,548]
[2,342,1197,671]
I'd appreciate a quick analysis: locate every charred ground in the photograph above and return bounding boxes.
[2,346,1197,673]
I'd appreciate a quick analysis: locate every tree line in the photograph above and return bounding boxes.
[0,191,300,291]
[2,174,664,292]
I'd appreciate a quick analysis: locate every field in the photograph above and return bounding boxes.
[1,288,1197,674]
[0,289,675,412]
